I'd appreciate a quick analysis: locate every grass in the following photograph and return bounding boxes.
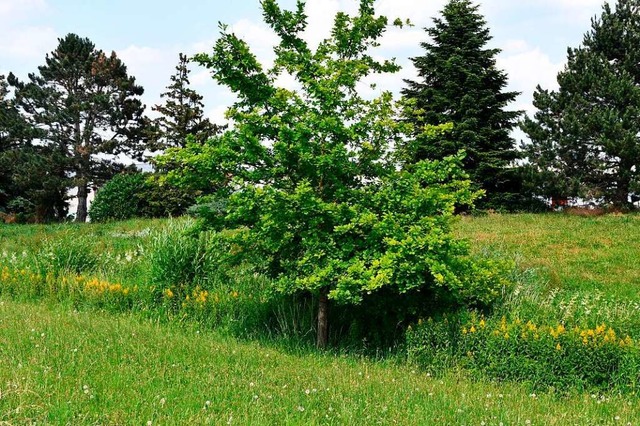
[2,213,640,422]
[456,213,640,300]
[1,299,638,425]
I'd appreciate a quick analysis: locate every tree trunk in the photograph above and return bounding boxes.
[76,183,88,222]
[614,167,632,209]
[316,287,329,349]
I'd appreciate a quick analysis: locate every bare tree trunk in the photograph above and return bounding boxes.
[76,183,88,222]
[316,287,329,349]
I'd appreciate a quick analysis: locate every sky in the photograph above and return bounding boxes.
[0,0,612,131]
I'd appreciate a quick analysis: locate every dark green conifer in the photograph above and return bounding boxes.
[9,34,148,222]
[522,0,640,207]
[150,53,222,151]
[401,0,521,209]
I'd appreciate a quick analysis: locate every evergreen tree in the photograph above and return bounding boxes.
[522,0,640,207]
[9,34,148,222]
[1,75,66,221]
[150,53,222,151]
[401,0,521,208]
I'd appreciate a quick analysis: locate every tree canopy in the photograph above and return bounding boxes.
[401,0,521,209]
[149,53,223,152]
[522,0,640,206]
[157,0,509,348]
[9,33,148,222]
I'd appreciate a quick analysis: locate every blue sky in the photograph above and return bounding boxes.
[1,0,611,126]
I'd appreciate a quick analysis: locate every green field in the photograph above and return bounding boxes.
[1,300,638,425]
[457,213,640,300]
[1,213,640,424]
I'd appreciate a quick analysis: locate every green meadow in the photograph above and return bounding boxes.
[1,213,640,424]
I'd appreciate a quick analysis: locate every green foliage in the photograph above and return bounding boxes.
[89,174,148,222]
[9,34,148,222]
[408,314,640,393]
[89,173,196,222]
[401,0,522,210]
[157,0,509,347]
[522,0,640,206]
[148,53,224,151]
[1,75,65,222]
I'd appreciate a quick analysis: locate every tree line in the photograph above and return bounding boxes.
[1,0,639,225]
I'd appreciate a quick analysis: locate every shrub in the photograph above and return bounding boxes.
[89,173,196,222]
[89,174,148,222]
[407,314,640,393]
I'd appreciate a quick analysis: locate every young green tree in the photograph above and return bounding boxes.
[149,53,223,151]
[401,0,521,209]
[161,0,509,348]
[9,34,148,222]
[522,0,640,207]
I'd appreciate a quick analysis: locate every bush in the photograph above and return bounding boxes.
[89,173,196,222]
[89,174,148,222]
[407,314,640,393]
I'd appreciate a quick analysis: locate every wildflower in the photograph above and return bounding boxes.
[297,406,305,412]
[479,319,486,328]
[470,325,477,334]
[555,343,562,351]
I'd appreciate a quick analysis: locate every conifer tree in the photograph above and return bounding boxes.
[150,53,222,151]
[1,75,66,221]
[9,34,148,222]
[401,0,521,208]
[522,0,640,207]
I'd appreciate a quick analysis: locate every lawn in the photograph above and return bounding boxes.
[1,213,640,424]
[457,213,640,300]
[1,299,637,425]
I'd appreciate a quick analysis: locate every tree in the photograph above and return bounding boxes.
[522,0,640,207]
[9,33,148,222]
[401,0,521,208]
[1,75,66,221]
[149,53,222,152]
[160,0,509,348]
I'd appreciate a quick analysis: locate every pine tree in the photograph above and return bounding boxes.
[522,0,640,207]
[401,0,521,208]
[150,53,222,151]
[1,75,66,221]
[9,34,148,222]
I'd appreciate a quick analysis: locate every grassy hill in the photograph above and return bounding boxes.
[1,213,640,423]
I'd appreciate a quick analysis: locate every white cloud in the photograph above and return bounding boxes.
[0,0,48,23]
[497,44,563,96]
[0,26,57,59]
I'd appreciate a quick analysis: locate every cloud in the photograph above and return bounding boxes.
[0,0,48,23]
[497,43,564,96]
[0,26,57,60]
